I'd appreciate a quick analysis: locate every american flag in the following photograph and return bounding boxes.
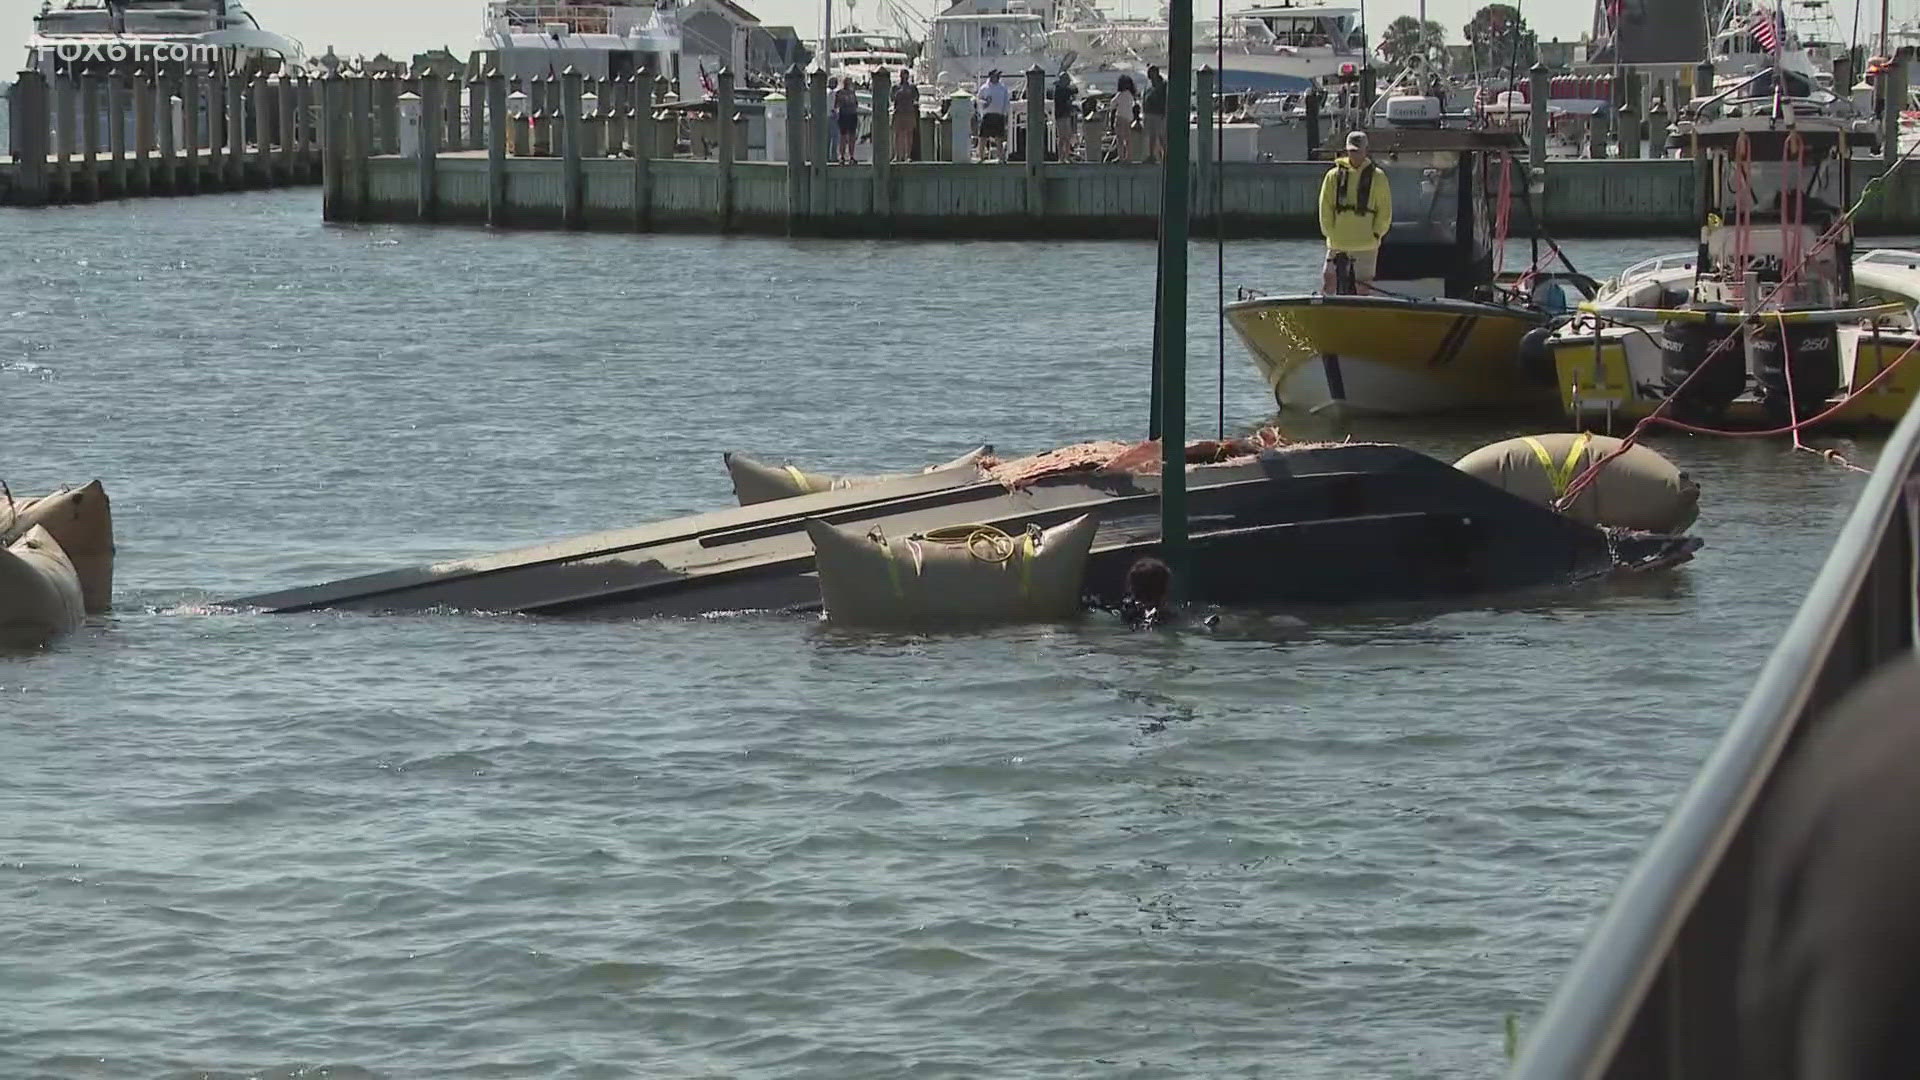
[1750,4,1783,54]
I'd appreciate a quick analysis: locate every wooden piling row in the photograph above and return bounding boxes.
[282,65,1920,237]
[1,66,326,205]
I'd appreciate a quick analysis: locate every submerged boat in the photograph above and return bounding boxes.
[1225,126,1594,417]
[221,440,1697,619]
[1542,91,1920,431]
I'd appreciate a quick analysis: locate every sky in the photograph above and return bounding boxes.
[0,0,1879,76]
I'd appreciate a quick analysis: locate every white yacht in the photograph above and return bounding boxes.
[1195,3,1364,93]
[821,28,916,84]
[23,0,304,75]
[921,0,1359,93]
[477,1,680,81]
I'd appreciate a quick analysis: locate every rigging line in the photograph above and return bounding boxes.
[1556,132,1920,509]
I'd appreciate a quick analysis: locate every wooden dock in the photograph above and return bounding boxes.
[313,65,1920,239]
[2,68,321,205]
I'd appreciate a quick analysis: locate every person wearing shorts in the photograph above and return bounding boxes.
[976,70,1010,161]
[1317,130,1392,293]
[833,77,861,164]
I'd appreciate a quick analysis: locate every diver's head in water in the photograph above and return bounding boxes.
[1126,557,1172,608]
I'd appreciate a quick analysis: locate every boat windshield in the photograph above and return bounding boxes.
[1381,164,1458,245]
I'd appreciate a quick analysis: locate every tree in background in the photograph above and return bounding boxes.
[1378,15,1449,70]
[1463,4,1537,76]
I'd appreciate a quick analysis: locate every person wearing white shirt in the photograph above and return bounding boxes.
[976,70,1011,161]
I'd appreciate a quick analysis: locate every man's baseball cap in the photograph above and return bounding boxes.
[1345,131,1368,150]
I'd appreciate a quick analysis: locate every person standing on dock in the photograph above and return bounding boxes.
[1317,131,1392,294]
[833,77,862,165]
[1110,76,1140,162]
[977,70,1011,162]
[1053,71,1080,161]
[1142,66,1169,162]
[891,72,920,162]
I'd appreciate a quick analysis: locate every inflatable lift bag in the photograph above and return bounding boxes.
[725,448,990,506]
[806,514,1099,626]
[1454,434,1700,533]
[0,480,114,613]
[0,526,85,647]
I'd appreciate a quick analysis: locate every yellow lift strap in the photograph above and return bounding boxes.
[1523,433,1593,498]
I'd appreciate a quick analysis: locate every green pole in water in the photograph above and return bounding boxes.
[1156,0,1194,598]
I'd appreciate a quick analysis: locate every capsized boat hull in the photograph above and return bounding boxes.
[221,443,1694,619]
[1225,294,1550,416]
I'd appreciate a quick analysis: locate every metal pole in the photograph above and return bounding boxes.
[1157,0,1194,595]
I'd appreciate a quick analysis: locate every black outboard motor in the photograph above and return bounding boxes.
[1751,320,1842,425]
[1660,306,1746,421]
[1516,319,1569,388]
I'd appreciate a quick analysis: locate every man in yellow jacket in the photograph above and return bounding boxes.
[1318,131,1393,293]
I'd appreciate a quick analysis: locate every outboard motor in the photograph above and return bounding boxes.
[1751,320,1842,425]
[1517,318,1570,388]
[1660,307,1746,421]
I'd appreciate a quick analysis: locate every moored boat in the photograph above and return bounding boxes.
[1225,125,1593,416]
[1542,92,1920,432]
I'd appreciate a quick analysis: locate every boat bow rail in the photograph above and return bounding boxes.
[1510,400,1920,1078]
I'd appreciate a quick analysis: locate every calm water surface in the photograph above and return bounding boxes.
[0,192,1883,1078]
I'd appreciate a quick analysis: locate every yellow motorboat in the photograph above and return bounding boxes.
[1227,126,1592,417]
[1227,292,1549,415]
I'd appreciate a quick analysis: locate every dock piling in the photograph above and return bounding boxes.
[487,70,507,226]
[131,68,153,194]
[871,67,892,216]
[444,72,462,152]
[350,74,372,218]
[717,68,736,228]
[276,75,295,180]
[561,67,583,229]
[227,66,246,186]
[1618,103,1641,158]
[192,68,211,185]
[633,73,655,231]
[606,83,626,156]
[809,68,829,216]
[54,74,75,201]
[375,74,398,156]
[948,89,972,164]
[1024,66,1045,214]
[467,75,484,151]
[782,65,804,233]
[80,74,100,202]
[160,75,181,193]
[320,73,340,218]
[11,70,49,207]
[108,69,130,197]
[1196,66,1216,230]
[419,77,441,222]
[250,73,269,181]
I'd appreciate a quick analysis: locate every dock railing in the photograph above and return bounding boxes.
[1510,395,1920,1077]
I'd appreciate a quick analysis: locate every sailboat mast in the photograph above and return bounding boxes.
[823,0,834,79]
